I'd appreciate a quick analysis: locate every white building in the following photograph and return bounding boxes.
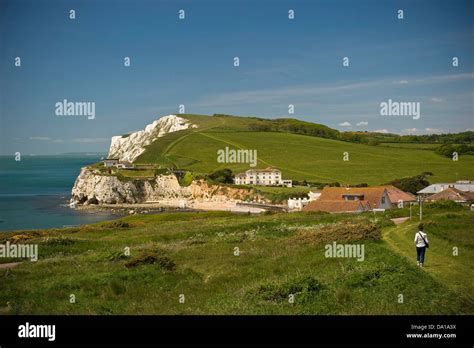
[288,197,310,210]
[103,159,135,169]
[308,191,321,201]
[234,167,292,187]
[417,180,474,195]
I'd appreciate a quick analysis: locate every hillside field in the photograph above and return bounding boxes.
[135,115,474,185]
[0,202,472,315]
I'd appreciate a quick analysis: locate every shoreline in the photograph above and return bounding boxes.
[74,199,267,215]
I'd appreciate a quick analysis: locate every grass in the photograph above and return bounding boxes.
[134,115,474,185]
[382,205,474,306]
[116,169,155,179]
[0,205,472,315]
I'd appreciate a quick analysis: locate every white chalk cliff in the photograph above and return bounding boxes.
[70,167,252,206]
[108,114,197,162]
[70,114,254,206]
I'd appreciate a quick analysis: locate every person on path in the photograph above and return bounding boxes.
[414,223,429,267]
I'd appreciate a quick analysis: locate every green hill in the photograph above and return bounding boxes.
[135,114,474,185]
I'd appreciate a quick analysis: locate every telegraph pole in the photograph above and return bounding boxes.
[418,196,423,221]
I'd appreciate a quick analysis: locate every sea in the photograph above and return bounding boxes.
[0,155,118,232]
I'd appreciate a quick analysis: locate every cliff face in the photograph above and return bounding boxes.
[70,167,252,206]
[71,114,253,207]
[108,115,197,162]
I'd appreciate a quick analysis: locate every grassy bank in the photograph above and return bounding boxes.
[0,203,472,315]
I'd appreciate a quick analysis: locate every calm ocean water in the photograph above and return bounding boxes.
[0,155,117,231]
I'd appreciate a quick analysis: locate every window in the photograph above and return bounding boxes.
[381,197,386,204]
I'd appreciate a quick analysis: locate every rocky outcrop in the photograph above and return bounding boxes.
[70,167,253,206]
[108,115,197,162]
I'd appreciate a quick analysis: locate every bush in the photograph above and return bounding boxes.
[436,143,474,158]
[384,173,431,194]
[43,237,75,246]
[206,168,233,184]
[103,221,131,229]
[124,252,176,271]
[179,171,194,186]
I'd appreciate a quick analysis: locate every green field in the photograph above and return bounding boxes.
[0,203,472,315]
[135,115,474,185]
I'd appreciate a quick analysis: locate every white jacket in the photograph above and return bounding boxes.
[414,231,429,248]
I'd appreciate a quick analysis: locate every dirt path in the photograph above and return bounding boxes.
[382,218,473,306]
[0,262,21,269]
[390,217,410,225]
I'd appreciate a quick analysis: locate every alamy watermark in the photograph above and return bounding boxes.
[325,242,365,261]
[55,99,95,120]
[380,99,420,120]
[18,322,55,341]
[0,242,38,262]
[217,146,257,167]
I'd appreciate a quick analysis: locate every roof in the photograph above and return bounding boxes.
[426,187,474,202]
[245,167,281,173]
[383,185,417,203]
[303,200,370,213]
[418,183,474,194]
[317,186,388,209]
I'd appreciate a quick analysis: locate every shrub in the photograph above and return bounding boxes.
[124,252,176,271]
[104,221,130,229]
[8,234,33,244]
[206,168,234,184]
[43,237,75,246]
[384,173,431,194]
[179,171,194,186]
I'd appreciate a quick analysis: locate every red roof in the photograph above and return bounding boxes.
[383,185,416,204]
[427,187,474,202]
[303,200,371,213]
[317,186,388,209]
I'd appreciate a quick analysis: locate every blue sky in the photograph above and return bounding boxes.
[0,0,473,155]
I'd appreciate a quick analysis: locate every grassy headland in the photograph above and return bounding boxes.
[0,202,472,315]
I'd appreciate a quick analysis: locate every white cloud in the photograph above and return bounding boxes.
[424,128,444,134]
[402,128,445,135]
[402,128,419,134]
[374,129,389,134]
[29,136,51,141]
[71,138,109,143]
[193,73,474,108]
[356,121,368,126]
[339,122,351,127]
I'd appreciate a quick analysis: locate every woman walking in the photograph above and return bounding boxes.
[414,223,429,267]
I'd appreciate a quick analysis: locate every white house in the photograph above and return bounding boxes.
[103,158,119,167]
[288,197,310,210]
[308,191,321,201]
[234,167,292,187]
[417,180,474,195]
[103,159,135,169]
